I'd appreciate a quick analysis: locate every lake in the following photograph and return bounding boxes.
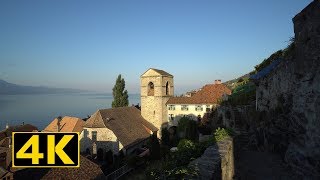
[0,93,140,130]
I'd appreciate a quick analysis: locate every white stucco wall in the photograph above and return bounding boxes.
[167,104,216,126]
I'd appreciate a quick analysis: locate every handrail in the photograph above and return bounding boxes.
[106,164,133,180]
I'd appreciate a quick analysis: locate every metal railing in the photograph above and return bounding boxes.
[106,164,133,180]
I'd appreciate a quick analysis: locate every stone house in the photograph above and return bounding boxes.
[80,106,157,159]
[0,124,38,179]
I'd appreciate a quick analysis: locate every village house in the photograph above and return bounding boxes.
[42,116,85,132]
[140,68,231,133]
[166,80,231,126]
[80,106,157,160]
[0,124,38,179]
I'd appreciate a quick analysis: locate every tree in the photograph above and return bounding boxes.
[177,117,199,141]
[150,134,160,160]
[112,74,129,108]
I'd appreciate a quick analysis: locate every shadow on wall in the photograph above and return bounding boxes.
[169,114,200,127]
[80,129,121,156]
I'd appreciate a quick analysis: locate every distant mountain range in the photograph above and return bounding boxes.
[0,79,86,95]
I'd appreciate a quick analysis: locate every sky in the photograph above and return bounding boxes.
[0,0,312,94]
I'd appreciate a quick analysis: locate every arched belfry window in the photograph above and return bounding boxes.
[148,82,154,96]
[166,82,170,95]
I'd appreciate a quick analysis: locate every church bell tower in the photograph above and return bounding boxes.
[140,68,174,136]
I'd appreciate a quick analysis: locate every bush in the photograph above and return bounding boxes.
[177,139,196,152]
[161,128,170,146]
[177,117,199,141]
[150,134,160,160]
[214,127,232,142]
[126,155,143,167]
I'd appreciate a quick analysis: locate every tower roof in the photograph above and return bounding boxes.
[141,68,173,77]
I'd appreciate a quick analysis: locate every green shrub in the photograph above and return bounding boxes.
[177,117,199,141]
[161,128,170,146]
[177,139,196,152]
[126,155,142,167]
[150,134,160,160]
[214,127,231,142]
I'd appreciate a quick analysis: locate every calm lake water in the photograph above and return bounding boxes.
[0,93,140,130]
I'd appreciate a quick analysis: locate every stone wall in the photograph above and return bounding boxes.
[215,105,253,130]
[140,69,174,137]
[79,127,124,154]
[255,0,320,177]
[189,137,234,180]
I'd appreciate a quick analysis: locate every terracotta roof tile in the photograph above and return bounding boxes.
[167,84,231,104]
[0,124,38,142]
[43,116,85,132]
[13,156,104,180]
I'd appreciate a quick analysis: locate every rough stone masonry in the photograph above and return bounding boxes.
[255,0,320,178]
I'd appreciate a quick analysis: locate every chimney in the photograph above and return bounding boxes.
[215,79,222,84]
[57,116,62,132]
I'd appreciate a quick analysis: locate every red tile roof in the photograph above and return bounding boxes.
[0,124,38,142]
[13,156,104,180]
[43,116,85,132]
[166,84,231,104]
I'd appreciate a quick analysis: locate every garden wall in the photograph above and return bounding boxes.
[189,137,234,180]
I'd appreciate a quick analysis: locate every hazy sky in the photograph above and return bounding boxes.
[0,0,311,94]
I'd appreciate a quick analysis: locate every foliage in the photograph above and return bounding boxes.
[146,165,198,180]
[254,50,283,72]
[149,134,161,160]
[146,139,200,179]
[213,127,233,142]
[253,37,295,74]
[237,78,244,83]
[198,124,212,135]
[161,128,170,146]
[177,139,196,152]
[177,117,199,141]
[222,81,256,106]
[111,74,129,108]
[125,155,144,167]
[145,126,235,179]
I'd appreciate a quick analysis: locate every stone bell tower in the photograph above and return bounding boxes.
[140,68,174,136]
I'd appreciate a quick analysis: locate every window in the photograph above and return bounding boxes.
[148,82,154,96]
[168,114,174,121]
[92,131,97,141]
[195,105,203,111]
[166,82,170,95]
[168,105,175,110]
[206,105,211,112]
[181,105,189,111]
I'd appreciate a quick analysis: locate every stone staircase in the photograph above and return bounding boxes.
[234,129,250,151]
